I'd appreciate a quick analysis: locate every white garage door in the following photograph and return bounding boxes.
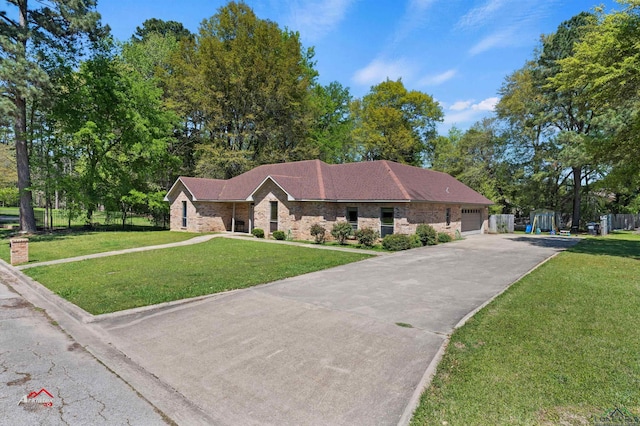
[461,208,482,233]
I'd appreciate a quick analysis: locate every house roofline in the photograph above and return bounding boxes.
[246,176,295,201]
[164,177,195,202]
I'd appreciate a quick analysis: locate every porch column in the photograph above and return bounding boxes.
[232,202,236,232]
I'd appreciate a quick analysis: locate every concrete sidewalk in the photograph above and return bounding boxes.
[3,233,579,425]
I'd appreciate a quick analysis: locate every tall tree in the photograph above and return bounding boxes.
[52,43,177,223]
[350,79,442,165]
[552,1,640,211]
[173,2,317,178]
[0,0,102,232]
[537,12,599,231]
[309,81,354,163]
[430,120,515,213]
[496,13,601,230]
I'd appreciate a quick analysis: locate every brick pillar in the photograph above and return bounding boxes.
[10,238,28,266]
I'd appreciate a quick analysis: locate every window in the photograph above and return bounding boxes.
[270,201,278,232]
[181,201,187,228]
[446,208,451,226]
[347,207,358,231]
[380,207,394,237]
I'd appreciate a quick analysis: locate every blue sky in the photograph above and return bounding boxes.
[98,0,619,132]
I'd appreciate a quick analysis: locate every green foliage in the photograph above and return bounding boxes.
[0,187,18,207]
[416,224,438,246]
[251,228,265,238]
[173,2,319,178]
[350,79,443,165]
[382,233,418,251]
[310,223,326,244]
[309,81,355,163]
[331,221,353,245]
[1,0,103,233]
[133,18,192,42]
[437,232,453,243]
[50,47,178,223]
[272,230,286,240]
[354,227,379,247]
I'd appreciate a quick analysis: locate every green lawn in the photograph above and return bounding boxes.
[0,231,201,263]
[411,232,640,425]
[25,238,372,315]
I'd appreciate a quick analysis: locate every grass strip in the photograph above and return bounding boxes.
[411,232,640,425]
[0,230,202,264]
[25,238,372,315]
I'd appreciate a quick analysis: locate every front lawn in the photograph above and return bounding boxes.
[25,238,372,315]
[411,232,640,425]
[0,230,202,264]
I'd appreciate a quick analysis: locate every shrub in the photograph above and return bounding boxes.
[331,221,353,245]
[382,234,413,251]
[416,224,438,246]
[410,234,422,248]
[310,223,326,244]
[437,232,453,243]
[251,228,265,238]
[354,227,379,247]
[272,230,286,240]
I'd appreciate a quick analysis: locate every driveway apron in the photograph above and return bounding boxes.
[94,234,577,425]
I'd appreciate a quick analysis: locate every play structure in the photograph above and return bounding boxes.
[527,210,566,235]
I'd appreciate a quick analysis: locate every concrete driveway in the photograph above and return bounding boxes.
[90,234,577,425]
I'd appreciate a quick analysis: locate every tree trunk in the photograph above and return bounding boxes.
[15,96,37,233]
[15,0,37,233]
[571,166,581,233]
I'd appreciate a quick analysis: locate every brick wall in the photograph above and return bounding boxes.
[169,180,472,239]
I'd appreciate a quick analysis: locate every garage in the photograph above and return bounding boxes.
[461,207,483,234]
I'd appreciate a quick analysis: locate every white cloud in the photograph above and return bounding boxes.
[419,69,457,86]
[450,100,473,111]
[352,58,415,87]
[468,29,515,55]
[472,97,499,111]
[457,0,509,29]
[442,97,499,127]
[285,0,355,42]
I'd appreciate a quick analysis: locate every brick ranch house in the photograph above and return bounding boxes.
[165,159,493,240]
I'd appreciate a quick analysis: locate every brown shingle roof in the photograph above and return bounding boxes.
[167,160,492,205]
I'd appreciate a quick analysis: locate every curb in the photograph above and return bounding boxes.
[0,258,216,425]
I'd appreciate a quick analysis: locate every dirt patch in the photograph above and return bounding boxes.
[537,406,594,425]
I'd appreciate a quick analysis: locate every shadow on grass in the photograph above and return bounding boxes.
[510,236,580,250]
[567,237,640,259]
